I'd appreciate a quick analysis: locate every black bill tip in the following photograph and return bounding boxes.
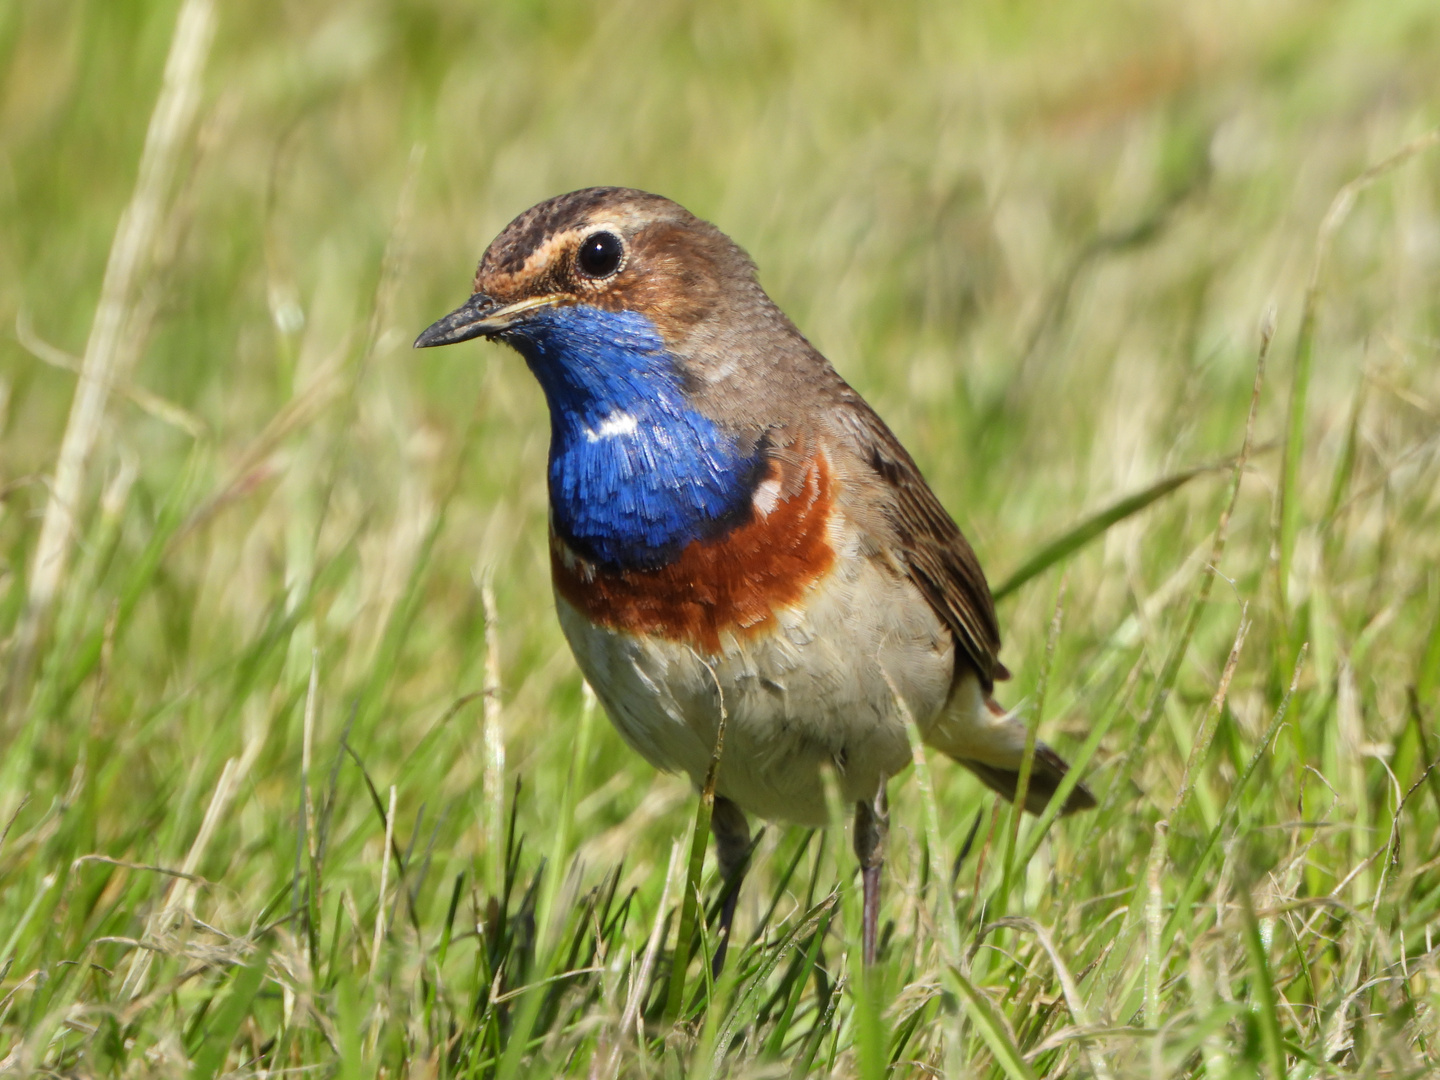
[413,294,499,349]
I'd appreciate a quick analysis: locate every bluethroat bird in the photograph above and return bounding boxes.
[416,188,1094,969]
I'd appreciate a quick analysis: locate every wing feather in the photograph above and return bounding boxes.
[830,392,1007,687]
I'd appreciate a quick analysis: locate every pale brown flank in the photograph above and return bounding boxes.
[551,455,836,655]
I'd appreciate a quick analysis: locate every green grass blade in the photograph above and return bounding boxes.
[709,894,835,1070]
[191,947,271,1080]
[1163,646,1307,946]
[662,798,713,1028]
[948,965,1040,1080]
[1015,652,1143,870]
[1098,321,1270,818]
[992,457,1242,602]
[1278,306,1315,611]
[1322,377,1366,524]
[1278,127,1440,607]
[1417,600,1440,705]
[764,901,835,1058]
[791,972,844,1080]
[665,675,730,1024]
[1239,889,1287,1080]
[853,963,889,1080]
[1000,576,1065,914]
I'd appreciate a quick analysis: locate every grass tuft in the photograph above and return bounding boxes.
[4,1,1440,1076]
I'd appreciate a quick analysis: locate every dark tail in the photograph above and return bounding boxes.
[958,741,1096,816]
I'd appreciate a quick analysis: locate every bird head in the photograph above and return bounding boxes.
[414,187,778,376]
[415,188,812,569]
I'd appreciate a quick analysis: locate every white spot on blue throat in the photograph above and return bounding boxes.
[499,304,762,570]
[583,412,639,442]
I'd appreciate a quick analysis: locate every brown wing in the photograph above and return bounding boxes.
[830,391,1008,689]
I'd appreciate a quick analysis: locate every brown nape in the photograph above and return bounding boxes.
[958,744,1097,816]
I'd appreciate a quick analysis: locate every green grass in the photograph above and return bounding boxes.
[3,0,1440,1075]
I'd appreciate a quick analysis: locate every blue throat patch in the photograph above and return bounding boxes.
[500,305,761,571]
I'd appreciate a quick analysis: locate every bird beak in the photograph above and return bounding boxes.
[413,293,560,348]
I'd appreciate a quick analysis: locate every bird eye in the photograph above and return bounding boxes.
[576,230,624,279]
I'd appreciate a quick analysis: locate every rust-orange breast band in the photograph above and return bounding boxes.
[551,453,837,654]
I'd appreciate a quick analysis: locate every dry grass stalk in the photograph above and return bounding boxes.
[8,0,216,707]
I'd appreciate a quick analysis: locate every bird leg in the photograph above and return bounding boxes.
[853,781,890,967]
[709,795,751,979]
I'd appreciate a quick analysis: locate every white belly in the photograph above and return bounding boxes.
[553,553,955,825]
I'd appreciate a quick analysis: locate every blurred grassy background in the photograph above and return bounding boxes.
[1,0,1439,1075]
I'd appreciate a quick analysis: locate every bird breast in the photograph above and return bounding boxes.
[549,449,957,824]
[550,452,835,654]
